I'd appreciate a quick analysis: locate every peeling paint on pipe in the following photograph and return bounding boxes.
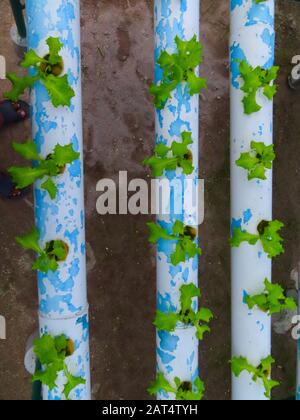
[26,0,91,400]
[154,0,200,400]
[230,0,275,401]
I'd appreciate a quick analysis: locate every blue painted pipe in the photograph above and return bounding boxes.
[26,0,91,400]
[154,0,200,400]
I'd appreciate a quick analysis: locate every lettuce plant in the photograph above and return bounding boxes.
[245,279,296,315]
[143,131,194,177]
[154,283,213,340]
[239,60,279,114]
[230,220,284,259]
[148,220,201,266]
[33,334,85,400]
[236,141,275,180]
[150,36,206,109]
[231,356,279,400]
[9,140,79,199]
[16,228,68,273]
[148,373,205,401]
[5,37,74,107]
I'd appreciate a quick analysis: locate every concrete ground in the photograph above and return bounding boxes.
[0,0,299,400]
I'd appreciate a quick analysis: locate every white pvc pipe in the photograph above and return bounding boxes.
[230,0,275,400]
[26,0,91,400]
[154,0,200,399]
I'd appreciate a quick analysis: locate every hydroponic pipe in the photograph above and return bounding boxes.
[26,0,91,400]
[230,0,275,400]
[154,0,200,400]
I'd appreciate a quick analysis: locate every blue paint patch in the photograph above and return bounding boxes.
[231,0,243,11]
[158,330,179,352]
[169,265,182,279]
[157,292,176,313]
[243,209,252,224]
[246,3,274,27]
[157,348,176,364]
[39,270,74,293]
[230,43,246,89]
[243,290,249,304]
[68,159,81,178]
[77,315,89,330]
[161,0,171,18]
[40,294,81,315]
[231,218,242,235]
[182,268,189,283]
[65,228,79,252]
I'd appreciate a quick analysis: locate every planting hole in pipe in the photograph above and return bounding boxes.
[148,220,201,266]
[150,35,206,110]
[245,279,296,315]
[231,220,284,259]
[235,141,276,181]
[32,334,85,400]
[4,36,74,107]
[148,373,205,401]
[8,141,80,199]
[231,355,279,400]
[16,228,69,273]
[44,240,69,263]
[143,131,195,177]
[40,54,64,77]
[154,283,213,341]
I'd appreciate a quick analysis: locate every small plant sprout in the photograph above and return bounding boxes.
[230,220,284,259]
[148,372,205,401]
[150,35,206,109]
[16,228,68,273]
[9,140,80,200]
[33,334,86,400]
[236,141,276,181]
[148,220,201,266]
[143,131,194,177]
[4,37,75,107]
[231,356,279,400]
[238,60,279,115]
[154,283,213,340]
[245,279,296,315]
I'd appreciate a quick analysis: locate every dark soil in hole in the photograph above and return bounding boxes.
[45,240,69,262]
[257,220,270,236]
[40,54,64,76]
[184,226,197,240]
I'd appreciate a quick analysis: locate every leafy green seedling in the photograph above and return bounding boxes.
[150,35,206,109]
[230,220,284,259]
[245,278,296,315]
[143,131,194,177]
[231,356,279,399]
[148,372,205,401]
[5,37,75,107]
[255,0,266,3]
[9,140,79,199]
[33,334,86,400]
[154,283,213,340]
[236,141,275,180]
[16,228,68,273]
[148,220,201,266]
[239,60,279,114]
